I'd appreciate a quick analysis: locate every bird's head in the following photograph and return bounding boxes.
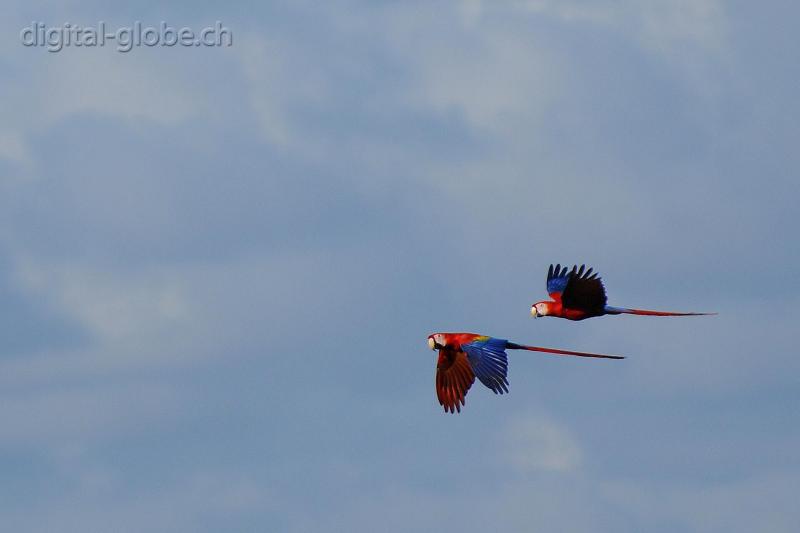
[427,333,445,351]
[531,301,550,318]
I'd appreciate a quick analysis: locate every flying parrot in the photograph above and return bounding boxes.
[427,332,623,413]
[530,264,716,321]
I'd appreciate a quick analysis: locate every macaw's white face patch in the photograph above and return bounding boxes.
[428,334,446,349]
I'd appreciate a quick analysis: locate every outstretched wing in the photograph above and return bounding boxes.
[560,264,607,311]
[547,263,570,301]
[461,337,509,395]
[436,347,476,413]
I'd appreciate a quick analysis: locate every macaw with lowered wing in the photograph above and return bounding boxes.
[427,332,623,413]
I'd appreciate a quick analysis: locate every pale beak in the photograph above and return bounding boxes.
[428,337,436,350]
[531,307,539,318]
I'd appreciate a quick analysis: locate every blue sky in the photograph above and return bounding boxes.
[1,1,798,531]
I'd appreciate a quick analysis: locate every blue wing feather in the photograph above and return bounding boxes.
[547,263,570,297]
[461,337,509,394]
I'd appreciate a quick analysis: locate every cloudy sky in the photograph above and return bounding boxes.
[1,1,798,531]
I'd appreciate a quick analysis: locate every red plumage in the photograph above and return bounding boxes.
[427,332,623,413]
[532,264,715,321]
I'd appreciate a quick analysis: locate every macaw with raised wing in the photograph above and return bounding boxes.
[531,264,716,321]
[427,332,623,413]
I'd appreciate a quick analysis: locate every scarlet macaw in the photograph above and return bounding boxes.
[427,332,623,413]
[531,264,716,321]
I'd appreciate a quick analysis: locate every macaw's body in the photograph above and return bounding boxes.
[427,332,623,413]
[531,264,716,321]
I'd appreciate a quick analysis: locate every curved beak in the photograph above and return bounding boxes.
[427,337,436,350]
[531,307,539,318]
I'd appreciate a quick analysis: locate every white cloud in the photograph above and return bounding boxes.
[512,0,618,24]
[0,46,215,190]
[0,467,277,533]
[13,258,190,345]
[453,0,730,109]
[598,472,800,533]
[41,50,204,124]
[503,412,583,472]
[509,0,727,55]
[239,36,296,148]
[0,244,373,387]
[389,15,561,135]
[0,381,186,450]
[0,129,31,168]
[635,0,727,55]
[2,49,206,133]
[237,32,332,151]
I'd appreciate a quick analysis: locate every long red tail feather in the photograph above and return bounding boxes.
[508,342,624,360]
[611,307,717,317]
